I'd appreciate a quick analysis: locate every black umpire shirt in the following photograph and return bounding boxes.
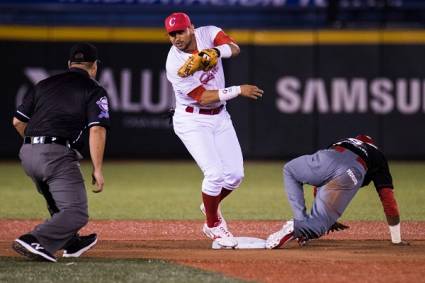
[14,67,110,150]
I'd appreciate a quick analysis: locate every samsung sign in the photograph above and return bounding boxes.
[276,77,425,114]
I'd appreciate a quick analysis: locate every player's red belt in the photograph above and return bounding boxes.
[331,145,368,170]
[185,105,223,115]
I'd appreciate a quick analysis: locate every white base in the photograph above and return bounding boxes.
[212,237,266,249]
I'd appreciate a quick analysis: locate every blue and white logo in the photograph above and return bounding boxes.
[96,96,109,119]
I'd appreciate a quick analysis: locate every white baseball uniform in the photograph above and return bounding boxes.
[166,26,244,196]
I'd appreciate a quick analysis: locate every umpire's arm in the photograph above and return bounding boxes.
[13,86,35,137]
[12,117,27,138]
[90,125,106,193]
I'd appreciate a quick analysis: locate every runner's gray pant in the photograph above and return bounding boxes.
[283,148,366,239]
[19,143,88,254]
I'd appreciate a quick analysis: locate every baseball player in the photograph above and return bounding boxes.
[266,135,408,249]
[12,43,110,262]
[164,12,263,247]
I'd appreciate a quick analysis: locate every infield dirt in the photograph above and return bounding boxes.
[1,220,424,283]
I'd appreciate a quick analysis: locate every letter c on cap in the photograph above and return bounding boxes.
[169,17,176,27]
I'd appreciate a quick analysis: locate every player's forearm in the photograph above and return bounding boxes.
[378,187,402,243]
[214,42,240,59]
[228,43,240,57]
[385,214,400,226]
[378,188,400,224]
[12,117,27,138]
[199,86,243,105]
[199,90,220,105]
[89,126,106,172]
[199,85,263,105]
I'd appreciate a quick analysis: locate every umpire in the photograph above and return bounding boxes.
[11,43,110,262]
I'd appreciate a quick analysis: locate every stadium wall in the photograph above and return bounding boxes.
[2,26,425,159]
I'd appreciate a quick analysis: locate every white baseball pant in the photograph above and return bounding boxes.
[173,107,244,196]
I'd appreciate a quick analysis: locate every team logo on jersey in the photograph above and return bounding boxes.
[169,17,176,27]
[96,96,109,119]
[199,66,218,84]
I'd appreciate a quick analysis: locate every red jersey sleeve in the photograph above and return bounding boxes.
[378,187,400,217]
[213,31,235,46]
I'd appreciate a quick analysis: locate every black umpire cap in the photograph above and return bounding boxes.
[69,43,99,63]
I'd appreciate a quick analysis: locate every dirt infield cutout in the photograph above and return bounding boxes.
[1,220,424,283]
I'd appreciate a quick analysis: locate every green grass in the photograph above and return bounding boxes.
[0,160,423,282]
[0,161,424,221]
[0,257,246,283]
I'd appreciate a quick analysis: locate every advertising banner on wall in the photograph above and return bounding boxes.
[1,42,186,159]
[249,44,425,158]
[2,41,425,159]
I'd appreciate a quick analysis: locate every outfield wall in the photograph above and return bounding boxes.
[1,0,424,28]
[2,27,425,159]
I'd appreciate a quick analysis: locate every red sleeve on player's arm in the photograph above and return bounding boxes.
[187,85,206,102]
[214,31,235,46]
[378,187,400,217]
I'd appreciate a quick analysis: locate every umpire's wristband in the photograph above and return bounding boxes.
[218,86,241,101]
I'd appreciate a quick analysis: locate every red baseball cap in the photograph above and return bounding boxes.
[164,12,192,33]
[355,134,375,145]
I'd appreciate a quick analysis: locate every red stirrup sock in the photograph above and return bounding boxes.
[202,192,221,227]
[219,188,233,202]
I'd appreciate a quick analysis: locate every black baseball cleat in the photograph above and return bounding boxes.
[63,233,98,258]
[12,234,57,262]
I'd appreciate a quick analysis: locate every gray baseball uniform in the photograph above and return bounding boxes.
[284,148,366,239]
[266,135,400,249]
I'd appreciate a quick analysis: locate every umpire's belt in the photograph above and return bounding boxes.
[185,105,223,115]
[24,136,71,148]
[331,145,367,171]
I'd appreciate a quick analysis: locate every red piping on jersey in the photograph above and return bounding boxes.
[333,145,346,152]
[355,156,367,170]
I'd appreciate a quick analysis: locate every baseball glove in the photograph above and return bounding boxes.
[177,48,220,77]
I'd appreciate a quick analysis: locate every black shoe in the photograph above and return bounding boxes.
[12,234,56,262]
[63,233,97,258]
